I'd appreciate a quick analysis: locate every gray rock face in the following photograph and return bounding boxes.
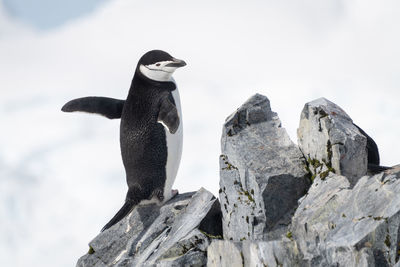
[76,188,222,267]
[298,97,368,185]
[207,239,305,267]
[290,166,400,266]
[207,240,243,267]
[212,94,400,267]
[219,94,310,241]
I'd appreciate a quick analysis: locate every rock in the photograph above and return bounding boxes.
[76,188,222,267]
[297,97,368,185]
[219,94,310,241]
[207,239,305,267]
[290,165,400,266]
[207,240,243,267]
[214,94,400,267]
[156,250,206,267]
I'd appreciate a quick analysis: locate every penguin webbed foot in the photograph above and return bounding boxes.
[153,188,164,202]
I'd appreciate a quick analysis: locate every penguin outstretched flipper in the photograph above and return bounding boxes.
[62,97,125,119]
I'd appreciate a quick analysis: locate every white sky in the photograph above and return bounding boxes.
[1,0,400,266]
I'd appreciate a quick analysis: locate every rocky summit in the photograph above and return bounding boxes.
[77,94,399,267]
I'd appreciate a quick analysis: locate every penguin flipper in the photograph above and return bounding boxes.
[157,98,179,134]
[62,97,125,119]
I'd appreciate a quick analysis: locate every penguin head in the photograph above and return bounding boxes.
[138,50,186,82]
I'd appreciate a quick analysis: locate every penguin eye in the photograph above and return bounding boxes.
[156,63,161,67]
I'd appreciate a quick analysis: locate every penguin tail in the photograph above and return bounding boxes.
[368,163,392,174]
[101,199,138,232]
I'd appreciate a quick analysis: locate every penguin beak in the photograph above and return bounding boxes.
[166,58,187,68]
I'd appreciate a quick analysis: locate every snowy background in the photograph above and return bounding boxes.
[1,0,399,266]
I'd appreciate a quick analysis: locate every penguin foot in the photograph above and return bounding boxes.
[154,188,164,202]
[171,189,179,198]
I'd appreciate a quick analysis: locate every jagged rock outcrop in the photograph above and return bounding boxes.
[219,94,310,241]
[209,94,400,267]
[297,97,368,185]
[76,188,222,267]
[77,94,399,267]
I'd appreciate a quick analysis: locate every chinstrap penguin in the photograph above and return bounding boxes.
[62,50,186,231]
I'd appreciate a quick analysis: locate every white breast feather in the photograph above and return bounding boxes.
[161,85,183,201]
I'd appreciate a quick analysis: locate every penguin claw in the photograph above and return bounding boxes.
[154,189,164,202]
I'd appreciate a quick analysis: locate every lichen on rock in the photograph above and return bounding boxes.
[298,97,368,186]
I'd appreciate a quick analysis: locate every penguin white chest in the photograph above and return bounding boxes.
[162,88,183,201]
